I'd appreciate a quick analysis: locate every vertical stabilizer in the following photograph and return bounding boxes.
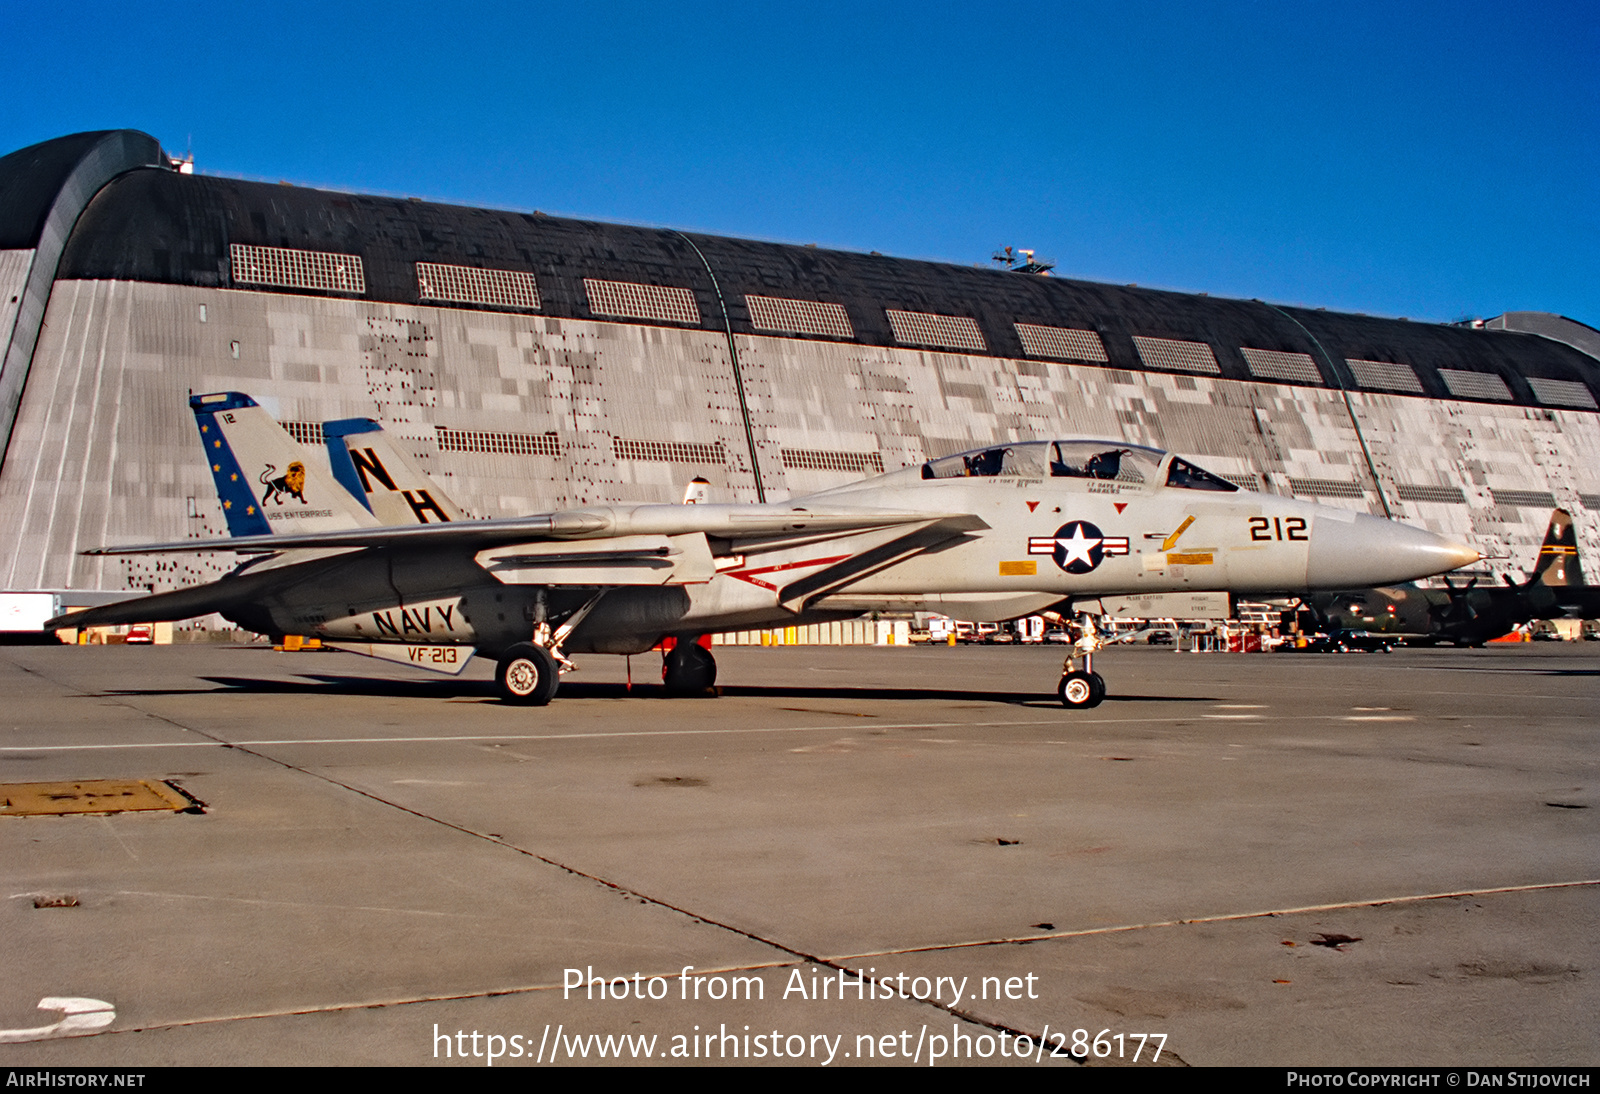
[189,393,379,536]
[323,419,464,525]
[1534,509,1581,587]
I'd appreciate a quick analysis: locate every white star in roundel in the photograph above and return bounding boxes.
[1054,525,1102,569]
[1029,520,1130,574]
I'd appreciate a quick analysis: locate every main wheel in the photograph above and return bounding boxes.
[496,643,559,706]
[663,640,717,696]
[1058,670,1105,709]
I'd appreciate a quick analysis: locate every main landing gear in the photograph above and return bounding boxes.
[663,638,717,696]
[492,637,719,704]
[494,591,606,705]
[496,643,560,706]
[1057,613,1107,709]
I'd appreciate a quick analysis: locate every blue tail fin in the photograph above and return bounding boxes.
[323,418,465,524]
[190,393,378,536]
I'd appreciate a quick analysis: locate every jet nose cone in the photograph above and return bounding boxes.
[1308,512,1480,589]
[1438,540,1483,571]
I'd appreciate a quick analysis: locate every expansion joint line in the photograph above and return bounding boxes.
[1261,302,1394,519]
[673,230,765,503]
[830,878,1600,959]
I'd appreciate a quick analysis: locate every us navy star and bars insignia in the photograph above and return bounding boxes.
[1028,521,1130,574]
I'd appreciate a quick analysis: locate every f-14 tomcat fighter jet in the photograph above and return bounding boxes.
[51,394,1479,708]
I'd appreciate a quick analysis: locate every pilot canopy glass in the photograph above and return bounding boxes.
[921,441,1164,485]
[919,441,1239,491]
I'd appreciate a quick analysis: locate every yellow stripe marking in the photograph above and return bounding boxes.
[1161,515,1195,552]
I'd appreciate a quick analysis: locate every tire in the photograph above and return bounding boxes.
[1058,670,1104,709]
[496,643,559,706]
[663,640,717,696]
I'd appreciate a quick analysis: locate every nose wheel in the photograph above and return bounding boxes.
[1058,670,1106,709]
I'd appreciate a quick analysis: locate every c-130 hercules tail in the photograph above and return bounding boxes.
[51,393,1480,709]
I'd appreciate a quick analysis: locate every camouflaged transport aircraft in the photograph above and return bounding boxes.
[1302,508,1600,647]
[50,393,1480,709]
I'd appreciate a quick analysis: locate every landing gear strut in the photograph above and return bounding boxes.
[1057,613,1107,709]
[663,639,717,696]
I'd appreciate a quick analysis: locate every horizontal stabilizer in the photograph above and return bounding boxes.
[47,580,258,630]
[46,552,350,630]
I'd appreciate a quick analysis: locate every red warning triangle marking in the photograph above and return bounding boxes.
[1113,503,1127,514]
[1025,501,1039,512]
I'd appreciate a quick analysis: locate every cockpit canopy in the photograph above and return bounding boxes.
[920,440,1238,492]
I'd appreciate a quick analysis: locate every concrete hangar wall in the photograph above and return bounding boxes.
[1,129,1598,606]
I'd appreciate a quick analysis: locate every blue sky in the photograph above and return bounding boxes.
[8,1,1596,323]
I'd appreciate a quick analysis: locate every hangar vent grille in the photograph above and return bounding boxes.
[1289,477,1366,499]
[1439,369,1512,402]
[1526,377,1597,409]
[585,279,699,324]
[885,309,986,351]
[1581,494,1600,510]
[781,448,885,475]
[281,421,325,447]
[1220,473,1261,490]
[1346,359,1423,393]
[230,244,365,294]
[1132,336,1221,375]
[1241,347,1322,384]
[614,438,726,464]
[417,263,541,310]
[1014,323,1108,362]
[1396,483,1467,504]
[747,295,854,339]
[1490,489,1557,509]
[437,427,561,457]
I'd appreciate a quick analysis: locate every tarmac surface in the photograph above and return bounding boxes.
[0,640,1595,1067]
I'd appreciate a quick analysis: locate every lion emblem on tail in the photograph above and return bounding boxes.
[260,462,307,505]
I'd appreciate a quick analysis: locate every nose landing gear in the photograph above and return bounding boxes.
[1058,669,1106,708]
[1057,613,1107,709]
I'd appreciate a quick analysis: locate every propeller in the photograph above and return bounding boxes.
[1431,575,1480,625]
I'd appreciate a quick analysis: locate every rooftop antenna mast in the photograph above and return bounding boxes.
[991,246,1055,275]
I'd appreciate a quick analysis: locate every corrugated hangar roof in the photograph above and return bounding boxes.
[6,130,1596,408]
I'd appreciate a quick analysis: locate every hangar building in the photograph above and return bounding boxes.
[1,130,1597,622]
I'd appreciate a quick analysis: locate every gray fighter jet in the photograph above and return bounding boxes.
[51,394,1479,709]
